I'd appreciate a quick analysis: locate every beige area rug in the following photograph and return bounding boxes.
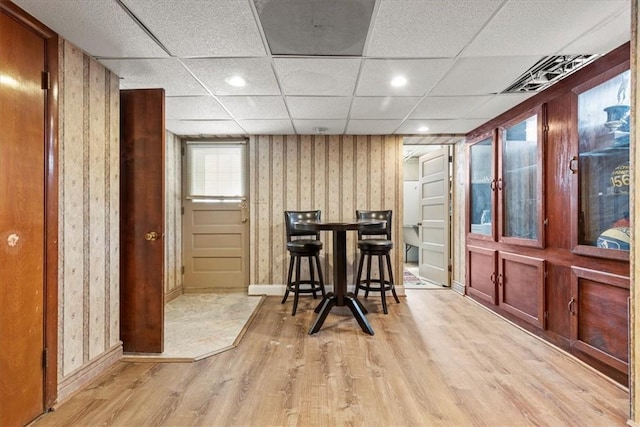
[122,293,264,363]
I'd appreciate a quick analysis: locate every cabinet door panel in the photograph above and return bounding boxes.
[499,252,545,328]
[466,246,497,304]
[570,267,629,374]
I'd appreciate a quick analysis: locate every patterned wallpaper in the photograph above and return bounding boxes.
[57,40,121,400]
[248,134,404,294]
[452,142,467,294]
[165,131,182,300]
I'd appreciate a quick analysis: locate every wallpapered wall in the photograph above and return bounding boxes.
[165,131,182,300]
[248,134,404,294]
[57,40,121,400]
[452,142,466,294]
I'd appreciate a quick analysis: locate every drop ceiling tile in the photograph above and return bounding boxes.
[100,58,207,96]
[182,58,280,96]
[366,0,502,57]
[286,97,352,119]
[166,120,245,136]
[409,96,493,120]
[429,56,542,96]
[274,58,361,96]
[465,93,536,120]
[560,9,630,55]
[165,96,230,120]
[217,96,288,120]
[396,119,487,134]
[122,0,266,57]
[350,97,421,120]
[356,59,452,96]
[293,120,347,135]
[346,120,403,134]
[14,0,168,58]
[255,0,375,56]
[238,120,295,135]
[462,1,629,57]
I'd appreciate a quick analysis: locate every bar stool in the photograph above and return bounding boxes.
[282,210,326,315]
[354,210,399,314]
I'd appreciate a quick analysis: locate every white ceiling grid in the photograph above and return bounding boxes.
[13,0,631,139]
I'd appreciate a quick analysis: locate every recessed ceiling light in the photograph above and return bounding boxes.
[313,126,328,134]
[418,126,429,132]
[390,76,407,87]
[225,75,246,87]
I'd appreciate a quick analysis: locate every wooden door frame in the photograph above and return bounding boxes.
[0,1,59,408]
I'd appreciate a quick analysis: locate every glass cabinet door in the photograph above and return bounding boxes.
[576,69,630,259]
[469,136,494,237]
[499,110,544,247]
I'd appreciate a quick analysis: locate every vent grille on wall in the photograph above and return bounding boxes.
[503,54,599,93]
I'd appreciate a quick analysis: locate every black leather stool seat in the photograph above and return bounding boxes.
[354,210,399,314]
[358,239,393,252]
[282,210,326,315]
[287,239,323,252]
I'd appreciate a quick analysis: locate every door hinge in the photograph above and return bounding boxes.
[41,71,50,90]
[43,348,49,368]
[181,146,185,155]
[544,218,549,226]
[448,155,453,163]
[544,311,549,321]
[448,264,452,272]
[181,206,184,215]
[181,266,185,274]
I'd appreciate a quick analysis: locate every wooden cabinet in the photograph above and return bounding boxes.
[570,267,629,374]
[499,252,545,329]
[465,43,630,385]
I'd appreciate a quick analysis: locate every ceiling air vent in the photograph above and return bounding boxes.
[503,54,599,93]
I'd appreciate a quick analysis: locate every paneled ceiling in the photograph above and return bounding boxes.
[14,0,630,138]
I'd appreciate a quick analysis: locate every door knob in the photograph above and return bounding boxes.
[145,231,160,241]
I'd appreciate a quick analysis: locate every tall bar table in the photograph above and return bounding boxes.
[294,219,384,335]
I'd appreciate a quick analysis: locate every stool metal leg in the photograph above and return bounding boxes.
[282,256,295,304]
[292,255,302,316]
[386,253,400,303]
[314,253,326,298]
[378,254,388,314]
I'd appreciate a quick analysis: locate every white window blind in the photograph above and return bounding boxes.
[185,141,247,200]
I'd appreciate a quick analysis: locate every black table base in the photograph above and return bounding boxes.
[309,292,373,335]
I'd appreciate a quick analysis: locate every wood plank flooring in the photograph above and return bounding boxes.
[31,290,629,426]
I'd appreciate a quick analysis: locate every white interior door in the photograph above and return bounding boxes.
[418,146,451,286]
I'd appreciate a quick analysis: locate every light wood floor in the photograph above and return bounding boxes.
[32,290,629,427]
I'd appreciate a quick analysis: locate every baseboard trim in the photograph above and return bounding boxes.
[56,343,123,405]
[452,280,465,295]
[165,285,183,303]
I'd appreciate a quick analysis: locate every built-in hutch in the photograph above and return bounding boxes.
[465,43,630,385]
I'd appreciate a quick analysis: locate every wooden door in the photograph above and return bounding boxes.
[0,5,57,425]
[417,146,451,285]
[120,89,165,353]
[183,201,249,291]
[498,252,545,328]
[466,245,497,304]
[182,141,249,292]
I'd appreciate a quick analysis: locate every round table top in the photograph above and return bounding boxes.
[294,219,385,231]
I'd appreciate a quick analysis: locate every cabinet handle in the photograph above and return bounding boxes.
[568,297,576,315]
[497,273,503,286]
[568,156,578,174]
[496,178,503,191]
[490,272,496,284]
[490,179,496,191]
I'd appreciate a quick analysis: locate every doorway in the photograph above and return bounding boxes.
[402,141,453,288]
[0,3,58,425]
[182,139,250,292]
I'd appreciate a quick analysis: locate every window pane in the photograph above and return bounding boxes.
[503,115,538,240]
[470,137,493,235]
[578,70,630,251]
[186,143,246,198]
